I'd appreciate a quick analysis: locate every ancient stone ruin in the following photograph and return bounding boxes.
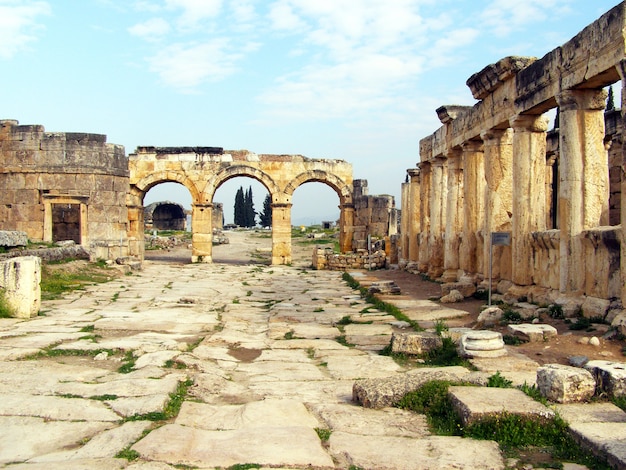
[0,125,396,266]
[400,2,626,310]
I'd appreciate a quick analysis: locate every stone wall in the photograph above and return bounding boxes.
[0,120,129,261]
[351,179,398,251]
[312,245,387,271]
[401,2,626,307]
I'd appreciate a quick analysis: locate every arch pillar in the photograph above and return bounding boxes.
[442,148,463,282]
[460,140,485,277]
[339,203,355,253]
[271,203,292,265]
[191,203,213,263]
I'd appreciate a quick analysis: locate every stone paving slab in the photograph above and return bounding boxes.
[568,422,626,469]
[0,394,120,421]
[5,458,128,469]
[0,416,113,464]
[328,432,504,470]
[311,403,430,438]
[176,399,321,430]
[555,402,626,424]
[131,424,335,468]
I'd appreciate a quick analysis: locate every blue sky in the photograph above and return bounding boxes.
[1,0,620,225]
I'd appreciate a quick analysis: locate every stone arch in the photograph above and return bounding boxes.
[204,165,280,202]
[132,171,201,204]
[284,170,353,205]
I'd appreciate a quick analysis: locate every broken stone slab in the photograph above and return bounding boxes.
[513,302,541,319]
[458,330,506,358]
[390,331,442,355]
[328,432,504,470]
[0,231,27,247]
[476,306,504,327]
[585,360,626,397]
[441,327,473,343]
[536,364,595,403]
[448,386,554,426]
[3,459,127,469]
[441,282,476,298]
[367,281,401,295]
[440,289,464,303]
[0,394,120,422]
[131,424,335,468]
[507,323,558,342]
[352,366,487,409]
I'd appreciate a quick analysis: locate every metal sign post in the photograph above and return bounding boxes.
[489,232,511,306]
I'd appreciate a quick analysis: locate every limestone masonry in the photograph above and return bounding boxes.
[400,2,626,309]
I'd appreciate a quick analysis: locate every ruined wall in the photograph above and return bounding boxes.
[351,179,398,251]
[0,120,129,260]
[402,2,626,308]
[312,245,386,271]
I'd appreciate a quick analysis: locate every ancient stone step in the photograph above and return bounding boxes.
[448,386,555,426]
[390,331,442,355]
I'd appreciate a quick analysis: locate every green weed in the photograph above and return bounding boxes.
[487,371,513,388]
[315,428,332,441]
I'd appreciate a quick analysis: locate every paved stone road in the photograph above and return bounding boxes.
[0,236,506,469]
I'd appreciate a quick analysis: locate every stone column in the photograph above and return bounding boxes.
[556,89,608,294]
[618,61,626,305]
[127,189,144,260]
[459,140,485,277]
[191,203,213,263]
[509,114,549,286]
[428,157,447,279]
[271,203,292,265]
[417,162,431,272]
[407,168,421,262]
[339,202,355,253]
[442,148,463,282]
[481,128,513,282]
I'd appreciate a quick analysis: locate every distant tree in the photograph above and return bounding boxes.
[607,85,615,111]
[234,186,245,226]
[260,194,272,227]
[244,186,256,228]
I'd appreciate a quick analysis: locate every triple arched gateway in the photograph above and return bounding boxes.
[128,147,354,265]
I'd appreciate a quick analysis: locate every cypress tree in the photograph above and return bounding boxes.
[607,85,615,111]
[245,186,256,227]
[234,186,245,226]
[260,193,272,227]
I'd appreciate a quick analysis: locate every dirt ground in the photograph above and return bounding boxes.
[121,231,626,365]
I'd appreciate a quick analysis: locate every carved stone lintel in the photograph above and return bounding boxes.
[436,105,473,124]
[466,56,537,100]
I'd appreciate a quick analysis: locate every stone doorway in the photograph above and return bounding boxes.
[51,203,81,243]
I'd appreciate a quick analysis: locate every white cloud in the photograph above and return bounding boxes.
[480,0,571,36]
[0,0,51,59]
[165,0,223,28]
[128,17,171,41]
[147,40,242,90]
[268,0,305,31]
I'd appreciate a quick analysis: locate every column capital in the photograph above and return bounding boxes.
[461,140,484,153]
[445,147,463,160]
[556,89,607,112]
[509,114,549,132]
[480,127,513,145]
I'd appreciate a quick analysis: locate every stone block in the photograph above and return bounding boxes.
[458,330,506,358]
[441,282,476,298]
[585,360,626,398]
[582,296,610,319]
[476,306,503,327]
[0,231,27,247]
[448,386,554,426]
[0,256,41,318]
[440,289,464,303]
[390,332,442,355]
[507,324,557,342]
[536,364,595,403]
[514,301,540,319]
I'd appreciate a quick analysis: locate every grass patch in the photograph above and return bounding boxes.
[335,335,355,348]
[315,427,332,441]
[341,272,421,331]
[125,378,193,422]
[423,337,471,367]
[397,380,610,469]
[226,465,261,470]
[487,371,513,388]
[79,325,95,332]
[41,262,117,300]
[115,448,140,461]
[89,394,118,401]
[25,346,118,360]
[117,350,136,374]
[501,307,522,324]
[503,334,526,346]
